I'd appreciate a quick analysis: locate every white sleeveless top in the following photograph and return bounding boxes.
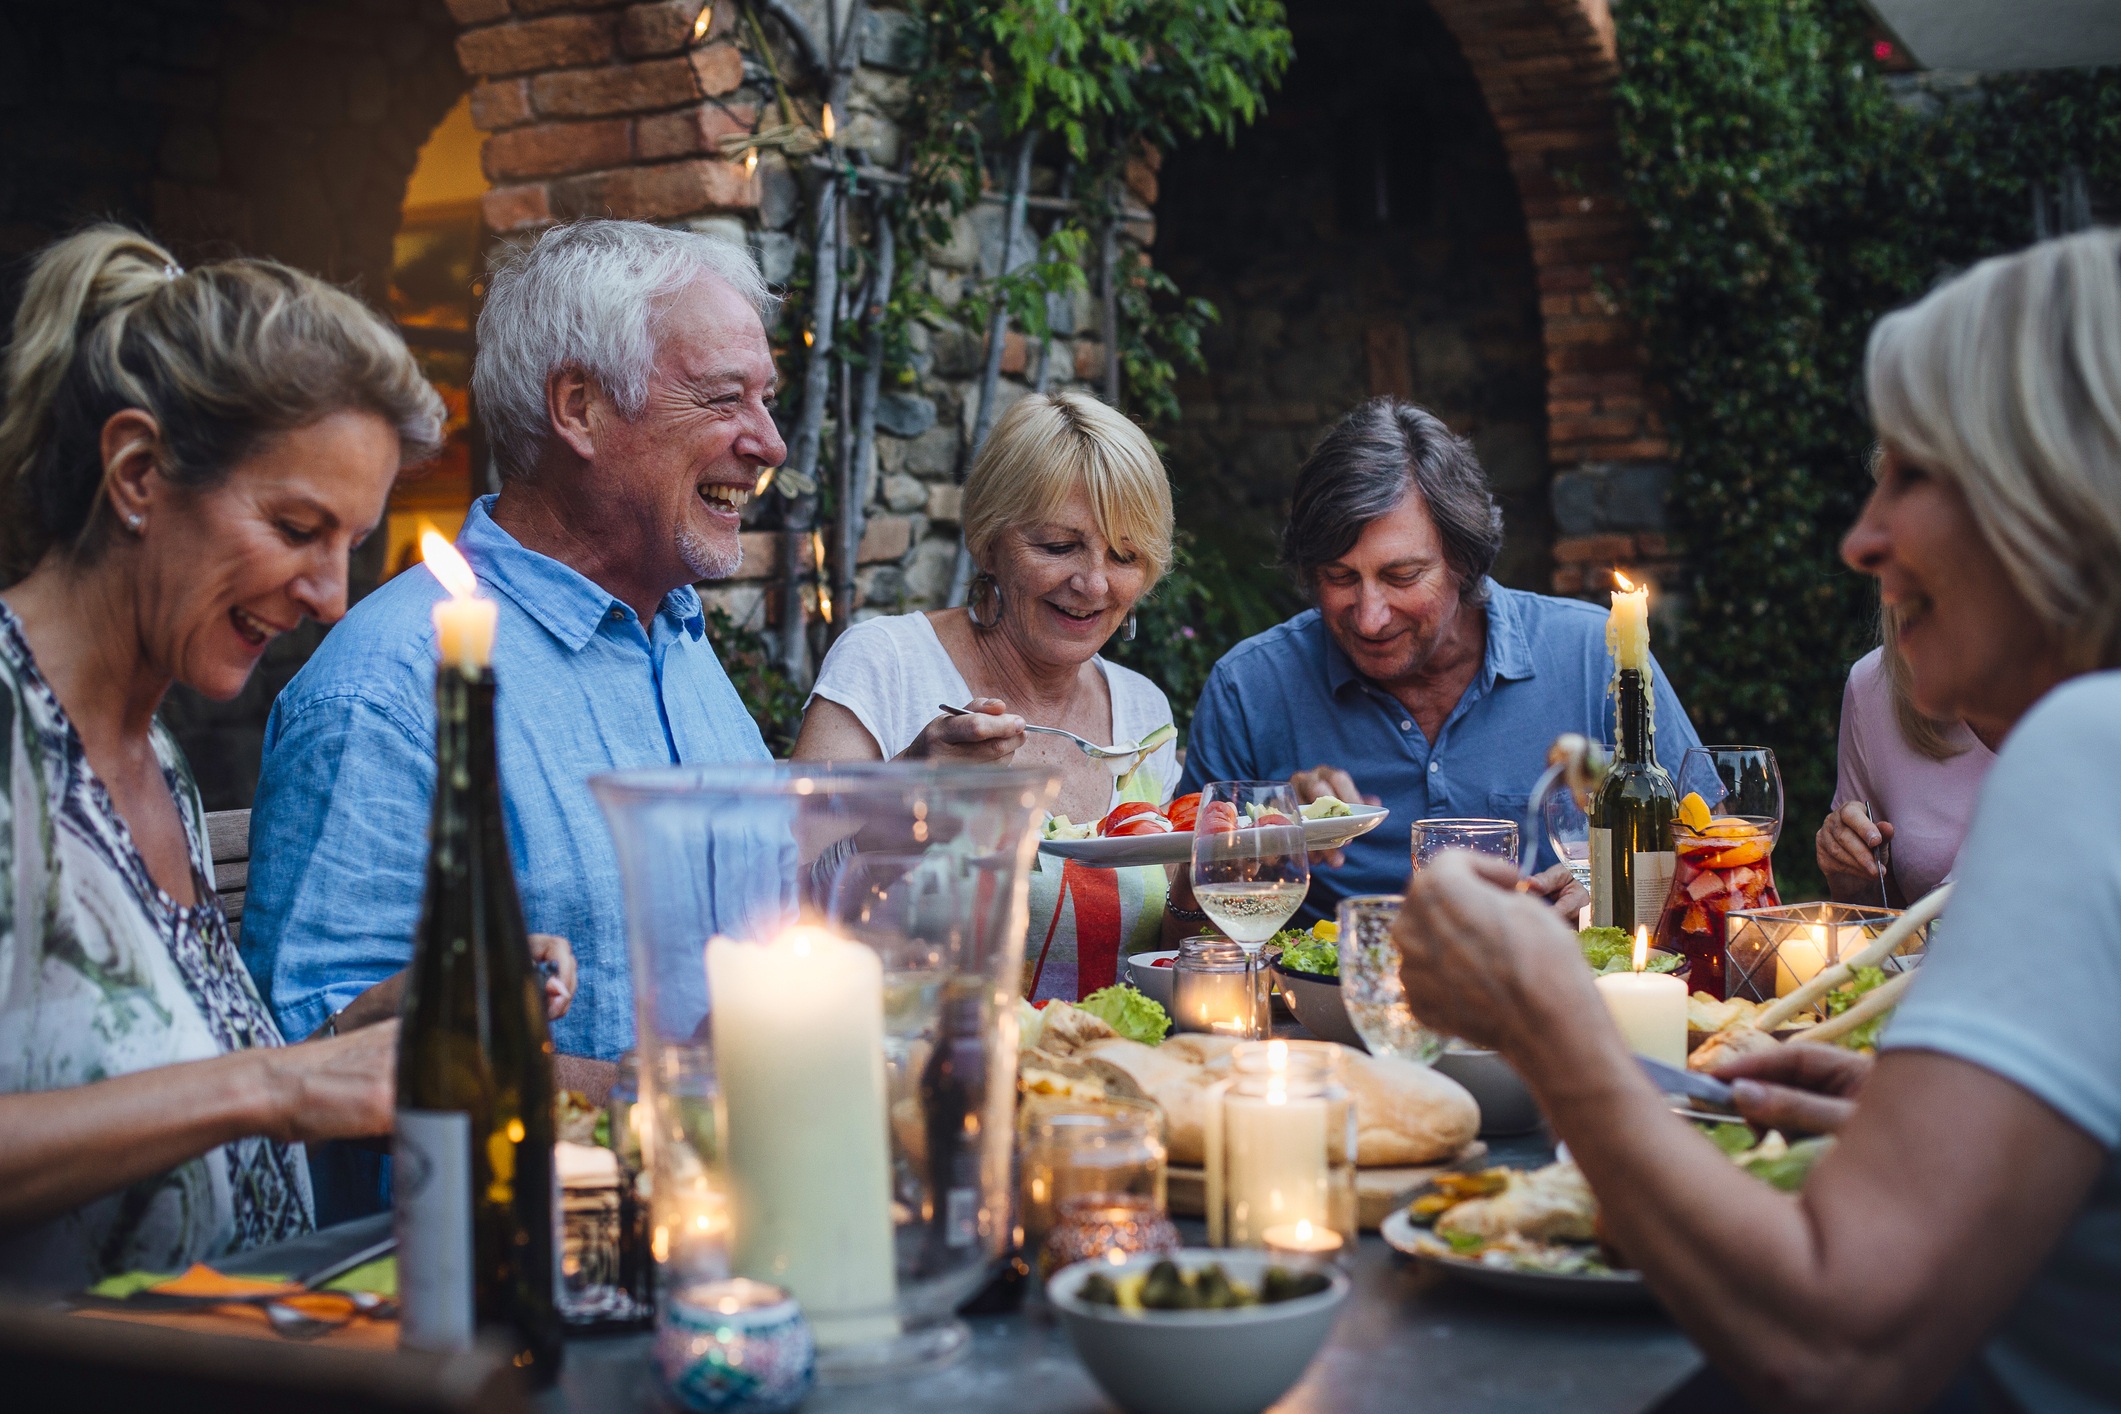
[807,613,1178,1001]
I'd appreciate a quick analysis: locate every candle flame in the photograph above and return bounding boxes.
[691,3,713,41]
[812,528,832,620]
[755,465,777,495]
[1294,1220,1314,1242]
[821,104,836,140]
[803,329,814,347]
[1613,569,1635,592]
[1266,1038,1288,1070]
[1633,924,1649,973]
[421,529,477,599]
[1105,1248,1127,1265]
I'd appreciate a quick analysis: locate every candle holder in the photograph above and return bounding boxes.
[655,1278,815,1414]
[1724,902,1930,1003]
[1170,936,1268,1040]
[1019,1096,1168,1264]
[1037,1193,1181,1279]
[1203,1041,1357,1251]
[594,763,1057,1380]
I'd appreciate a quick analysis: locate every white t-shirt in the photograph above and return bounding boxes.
[1883,671,2121,1412]
[807,612,1179,802]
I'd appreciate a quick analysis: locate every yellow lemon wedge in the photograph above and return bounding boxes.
[1311,920,1340,942]
[1678,792,1711,832]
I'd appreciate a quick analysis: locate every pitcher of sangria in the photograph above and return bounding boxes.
[1653,747,1783,996]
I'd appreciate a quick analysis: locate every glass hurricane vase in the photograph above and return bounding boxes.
[592,763,1058,1380]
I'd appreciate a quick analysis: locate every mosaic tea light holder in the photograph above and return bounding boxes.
[655,1278,816,1414]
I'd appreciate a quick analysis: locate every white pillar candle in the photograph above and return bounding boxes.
[1773,924,1831,998]
[422,530,497,671]
[1211,1043,1328,1247]
[1605,571,1651,673]
[1594,926,1686,1067]
[707,927,899,1348]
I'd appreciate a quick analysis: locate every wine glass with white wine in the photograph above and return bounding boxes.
[1189,781,1310,950]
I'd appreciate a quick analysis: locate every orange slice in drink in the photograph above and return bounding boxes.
[1678,792,1711,832]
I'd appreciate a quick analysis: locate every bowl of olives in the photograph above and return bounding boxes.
[1046,1249,1349,1414]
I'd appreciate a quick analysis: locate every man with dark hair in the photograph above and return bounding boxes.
[1172,398,1700,927]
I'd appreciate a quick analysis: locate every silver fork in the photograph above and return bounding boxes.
[1851,800,1893,908]
[936,702,1147,773]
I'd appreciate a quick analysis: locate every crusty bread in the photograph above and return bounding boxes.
[1077,1038,1221,1164]
[1343,1052,1479,1165]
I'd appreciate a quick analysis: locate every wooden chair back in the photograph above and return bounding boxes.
[205,808,251,943]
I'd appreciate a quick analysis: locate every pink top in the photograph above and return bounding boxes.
[1830,648,1996,902]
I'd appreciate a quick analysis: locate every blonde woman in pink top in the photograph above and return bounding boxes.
[1817,611,1997,904]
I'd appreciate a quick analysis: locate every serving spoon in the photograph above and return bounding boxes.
[937,702,1146,776]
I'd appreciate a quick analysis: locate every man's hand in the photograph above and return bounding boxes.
[1522,862,1589,919]
[900,698,1026,764]
[1712,1041,1874,1135]
[1290,764,1381,867]
[529,933,577,1019]
[1817,802,1893,903]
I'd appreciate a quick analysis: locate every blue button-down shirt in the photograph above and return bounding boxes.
[1177,582,1700,921]
[241,497,771,1060]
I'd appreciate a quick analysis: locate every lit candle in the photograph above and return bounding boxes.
[421,530,497,672]
[1774,924,1832,997]
[1216,1041,1328,1246]
[706,926,899,1348]
[1262,1219,1344,1260]
[1594,925,1686,1067]
[1606,570,1650,673]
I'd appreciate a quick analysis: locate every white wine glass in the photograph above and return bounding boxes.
[1543,787,1593,897]
[1189,780,1310,950]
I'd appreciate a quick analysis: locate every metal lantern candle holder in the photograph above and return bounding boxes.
[1723,901,1932,1003]
[593,763,1057,1380]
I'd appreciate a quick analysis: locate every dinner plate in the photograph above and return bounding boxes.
[1038,805,1390,869]
[1378,1208,1654,1307]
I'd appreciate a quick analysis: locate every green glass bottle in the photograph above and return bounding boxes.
[394,651,563,1383]
[1589,667,1678,937]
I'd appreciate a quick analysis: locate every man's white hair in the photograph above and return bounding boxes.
[473,219,778,481]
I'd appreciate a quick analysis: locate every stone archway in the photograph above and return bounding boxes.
[1422,0,1672,594]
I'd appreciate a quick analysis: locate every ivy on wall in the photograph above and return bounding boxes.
[1612,0,2121,893]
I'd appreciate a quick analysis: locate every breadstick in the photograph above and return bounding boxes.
[1750,884,1951,1033]
[1803,969,1916,1046]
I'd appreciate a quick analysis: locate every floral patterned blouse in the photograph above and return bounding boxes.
[0,602,312,1291]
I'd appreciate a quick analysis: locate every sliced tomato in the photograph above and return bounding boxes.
[1150,957,1176,967]
[1108,817,1172,837]
[1198,801,1242,836]
[1099,800,1164,837]
[1253,810,1295,827]
[1165,793,1202,831]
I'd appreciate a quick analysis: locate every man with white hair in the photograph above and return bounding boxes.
[241,222,783,1200]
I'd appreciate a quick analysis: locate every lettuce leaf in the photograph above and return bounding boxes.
[1580,926,1684,975]
[1078,984,1171,1044]
[1820,966,1891,1049]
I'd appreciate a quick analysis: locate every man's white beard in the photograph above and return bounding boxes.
[678,525,741,581]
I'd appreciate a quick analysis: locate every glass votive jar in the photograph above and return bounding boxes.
[655,1277,815,1414]
[1204,1040,1357,1251]
[1018,1095,1167,1260]
[1171,935,1268,1039]
[1037,1192,1182,1279]
[1336,894,1444,1066]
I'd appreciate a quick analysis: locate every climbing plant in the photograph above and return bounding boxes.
[1612,0,2121,892]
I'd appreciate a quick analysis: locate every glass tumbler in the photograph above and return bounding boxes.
[1018,1096,1168,1262]
[1411,818,1520,870]
[1335,894,1443,1065]
[1170,935,1268,1039]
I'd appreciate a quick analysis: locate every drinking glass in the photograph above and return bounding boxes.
[1655,747,1784,994]
[1335,895,1444,1065]
[1411,818,1519,870]
[1190,781,1310,948]
[1543,786,1593,896]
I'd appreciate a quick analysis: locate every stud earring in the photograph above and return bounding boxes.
[125,514,143,531]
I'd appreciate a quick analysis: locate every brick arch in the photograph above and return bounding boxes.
[1422,0,1672,592]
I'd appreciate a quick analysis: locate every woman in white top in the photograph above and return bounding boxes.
[796,390,1178,1001]
[1390,231,2121,1411]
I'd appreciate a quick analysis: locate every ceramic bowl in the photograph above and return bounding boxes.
[1266,960,1364,1048]
[1433,1044,1542,1135]
[1047,1248,1349,1414]
[1125,950,1178,1012]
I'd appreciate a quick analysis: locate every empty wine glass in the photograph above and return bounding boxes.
[1190,781,1310,950]
[1410,818,1519,871]
[1336,894,1443,1065]
[1544,787,1593,896]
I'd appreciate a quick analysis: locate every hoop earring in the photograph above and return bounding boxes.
[1120,611,1136,643]
[967,572,1003,629]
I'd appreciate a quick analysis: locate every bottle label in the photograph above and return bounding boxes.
[395,1109,474,1352]
[1633,851,1677,927]
[945,1187,979,1249]
[1589,829,1614,927]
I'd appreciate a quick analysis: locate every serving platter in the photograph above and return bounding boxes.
[1038,805,1390,869]
[1379,1208,1654,1307]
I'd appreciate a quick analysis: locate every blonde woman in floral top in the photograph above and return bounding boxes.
[0,227,575,1291]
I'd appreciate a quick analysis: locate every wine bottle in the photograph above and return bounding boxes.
[917,982,987,1279]
[395,653,563,1382]
[1589,667,1678,936]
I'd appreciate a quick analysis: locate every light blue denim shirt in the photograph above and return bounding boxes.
[240,496,771,1060]
[1177,581,1701,920]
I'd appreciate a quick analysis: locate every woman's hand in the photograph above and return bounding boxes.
[1522,862,1590,919]
[1394,850,1596,1053]
[898,697,1026,764]
[1712,1041,1874,1135]
[530,933,577,1019]
[1817,802,1893,902]
[264,1021,399,1143]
